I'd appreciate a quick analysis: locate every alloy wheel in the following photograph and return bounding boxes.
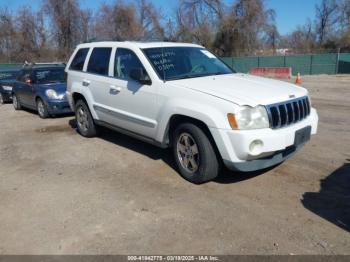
[76,106,89,133]
[37,100,45,117]
[176,132,200,173]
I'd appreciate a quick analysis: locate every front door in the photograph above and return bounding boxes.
[105,48,158,139]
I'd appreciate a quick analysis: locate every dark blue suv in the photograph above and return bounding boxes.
[0,69,19,104]
[12,64,72,118]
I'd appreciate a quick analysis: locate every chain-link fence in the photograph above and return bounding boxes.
[223,53,350,75]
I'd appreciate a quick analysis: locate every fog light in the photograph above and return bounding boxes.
[249,140,264,156]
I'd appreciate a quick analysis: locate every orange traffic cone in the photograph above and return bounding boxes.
[295,73,302,85]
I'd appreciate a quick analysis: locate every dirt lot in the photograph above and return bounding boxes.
[0,75,349,255]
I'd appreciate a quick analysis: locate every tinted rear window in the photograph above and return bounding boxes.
[87,47,112,76]
[69,48,89,71]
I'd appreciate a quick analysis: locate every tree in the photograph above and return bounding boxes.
[136,0,164,40]
[281,19,316,53]
[43,0,89,59]
[93,2,142,41]
[0,8,16,62]
[92,0,164,42]
[14,6,43,61]
[315,0,340,45]
[174,0,224,47]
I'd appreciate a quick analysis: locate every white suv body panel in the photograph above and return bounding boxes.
[66,41,319,172]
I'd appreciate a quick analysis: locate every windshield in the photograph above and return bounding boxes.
[0,71,18,81]
[143,47,234,81]
[34,68,65,84]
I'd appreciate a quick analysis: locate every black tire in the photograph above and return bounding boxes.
[13,93,21,110]
[36,98,50,119]
[75,99,97,137]
[0,93,4,104]
[172,123,220,184]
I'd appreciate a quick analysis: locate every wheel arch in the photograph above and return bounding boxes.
[72,92,88,110]
[163,114,223,161]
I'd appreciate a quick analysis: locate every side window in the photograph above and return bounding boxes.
[114,48,149,80]
[17,70,31,83]
[16,70,25,81]
[87,47,112,76]
[69,48,89,71]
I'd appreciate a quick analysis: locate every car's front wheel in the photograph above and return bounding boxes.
[0,93,4,104]
[37,98,49,119]
[13,94,21,110]
[172,123,220,184]
[75,100,97,137]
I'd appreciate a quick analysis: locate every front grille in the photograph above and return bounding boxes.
[266,96,311,129]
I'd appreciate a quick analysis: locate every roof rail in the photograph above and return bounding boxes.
[22,62,66,68]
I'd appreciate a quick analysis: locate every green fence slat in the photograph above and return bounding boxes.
[232,56,259,73]
[1,53,350,75]
[338,54,350,74]
[0,64,22,70]
[259,56,285,68]
[221,57,233,69]
[223,53,350,75]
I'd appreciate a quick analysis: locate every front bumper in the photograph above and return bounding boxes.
[210,108,318,172]
[1,90,12,101]
[46,100,73,115]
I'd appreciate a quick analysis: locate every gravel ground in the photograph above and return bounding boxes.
[0,75,349,255]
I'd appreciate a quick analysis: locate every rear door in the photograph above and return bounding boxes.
[84,47,114,123]
[66,47,90,107]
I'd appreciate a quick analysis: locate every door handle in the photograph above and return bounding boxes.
[109,85,121,94]
[82,80,90,87]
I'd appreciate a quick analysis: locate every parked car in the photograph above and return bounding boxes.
[65,42,319,184]
[12,63,72,118]
[0,69,20,104]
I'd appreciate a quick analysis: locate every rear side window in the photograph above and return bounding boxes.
[87,47,112,76]
[69,48,89,71]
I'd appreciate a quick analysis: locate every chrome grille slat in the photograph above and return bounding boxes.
[276,106,281,128]
[266,96,311,129]
[284,104,289,125]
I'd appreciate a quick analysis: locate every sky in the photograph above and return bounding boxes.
[1,0,319,35]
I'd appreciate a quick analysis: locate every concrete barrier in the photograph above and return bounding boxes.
[250,67,292,79]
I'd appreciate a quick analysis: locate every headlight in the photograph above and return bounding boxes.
[2,85,12,91]
[45,89,64,99]
[228,105,269,130]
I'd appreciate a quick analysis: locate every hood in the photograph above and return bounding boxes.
[38,83,67,94]
[169,73,308,107]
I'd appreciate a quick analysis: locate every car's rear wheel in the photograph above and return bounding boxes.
[75,99,97,137]
[37,98,49,119]
[0,93,4,104]
[172,123,220,184]
[13,94,21,110]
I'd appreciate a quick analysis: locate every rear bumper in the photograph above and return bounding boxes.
[46,100,73,115]
[211,108,319,172]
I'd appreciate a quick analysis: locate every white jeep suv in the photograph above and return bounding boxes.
[65,41,318,184]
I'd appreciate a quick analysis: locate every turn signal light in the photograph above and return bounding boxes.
[227,113,238,129]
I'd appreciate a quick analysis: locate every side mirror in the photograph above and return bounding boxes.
[129,68,152,85]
